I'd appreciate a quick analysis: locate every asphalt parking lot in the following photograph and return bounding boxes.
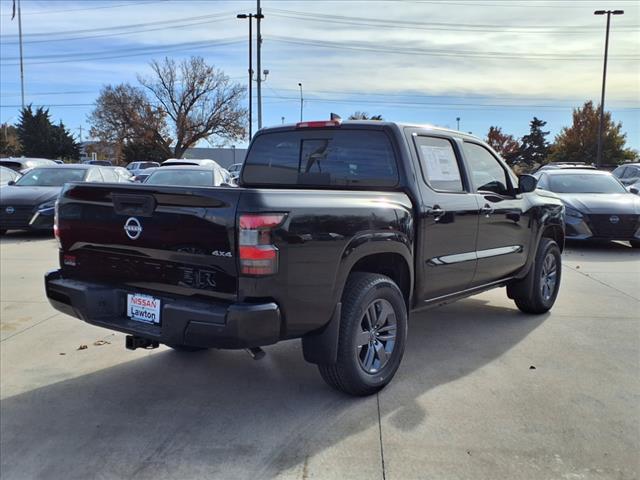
[1,233,638,480]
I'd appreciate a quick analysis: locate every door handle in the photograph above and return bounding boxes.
[480,203,494,217]
[429,205,446,221]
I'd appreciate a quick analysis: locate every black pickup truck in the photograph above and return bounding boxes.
[45,120,564,396]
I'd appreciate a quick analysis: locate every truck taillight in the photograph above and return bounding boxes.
[238,213,286,276]
[53,200,61,248]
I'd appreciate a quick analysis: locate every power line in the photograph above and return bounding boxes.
[0,37,245,66]
[266,36,639,61]
[269,10,638,35]
[269,8,638,32]
[0,11,234,39]
[0,1,169,17]
[2,17,233,45]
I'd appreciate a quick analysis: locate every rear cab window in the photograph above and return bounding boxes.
[414,136,465,192]
[242,129,399,188]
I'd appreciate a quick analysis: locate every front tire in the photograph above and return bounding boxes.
[508,238,562,314]
[318,273,407,396]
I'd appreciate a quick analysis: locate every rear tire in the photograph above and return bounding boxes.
[318,272,407,396]
[508,238,561,314]
[166,344,207,352]
[630,240,640,249]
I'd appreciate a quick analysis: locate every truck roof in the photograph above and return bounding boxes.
[258,120,482,143]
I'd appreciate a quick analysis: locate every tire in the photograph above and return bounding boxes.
[318,272,407,396]
[165,344,207,352]
[630,240,640,249]
[508,238,562,314]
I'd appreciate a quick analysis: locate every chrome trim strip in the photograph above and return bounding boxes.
[427,245,522,266]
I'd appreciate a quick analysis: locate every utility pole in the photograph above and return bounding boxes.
[298,83,303,121]
[594,9,624,166]
[236,13,254,138]
[256,0,264,130]
[17,0,25,110]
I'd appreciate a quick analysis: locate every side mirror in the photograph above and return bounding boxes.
[630,187,639,195]
[518,174,537,193]
[7,180,16,186]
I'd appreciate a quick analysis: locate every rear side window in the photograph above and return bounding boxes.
[414,136,464,192]
[243,130,398,187]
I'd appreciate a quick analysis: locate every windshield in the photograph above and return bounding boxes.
[145,170,214,186]
[15,168,87,187]
[548,174,627,194]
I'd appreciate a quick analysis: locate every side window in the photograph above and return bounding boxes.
[99,167,118,182]
[536,173,549,190]
[624,166,639,178]
[463,142,511,196]
[85,168,104,182]
[414,136,464,192]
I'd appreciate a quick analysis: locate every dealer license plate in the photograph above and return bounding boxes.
[127,293,161,325]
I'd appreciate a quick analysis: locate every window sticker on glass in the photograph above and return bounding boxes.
[420,145,460,182]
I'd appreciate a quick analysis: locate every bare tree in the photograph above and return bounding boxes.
[138,56,247,158]
[89,84,170,163]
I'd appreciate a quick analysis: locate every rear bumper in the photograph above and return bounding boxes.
[45,270,281,349]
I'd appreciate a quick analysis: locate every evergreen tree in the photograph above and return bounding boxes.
[15,106,79,160]
[517,117,550,168]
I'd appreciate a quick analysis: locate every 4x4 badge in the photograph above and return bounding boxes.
[124,217,142,240]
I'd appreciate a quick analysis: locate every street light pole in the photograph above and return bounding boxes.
[237,14,254,139]
[17,0,25,110]
[456,117,460,131]
[256,0,264,130]
[594,9,624,166]
[298,83,303,121]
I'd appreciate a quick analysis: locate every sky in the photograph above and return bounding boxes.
[1,0,639,150]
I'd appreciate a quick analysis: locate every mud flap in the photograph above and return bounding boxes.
[302,302,341,365]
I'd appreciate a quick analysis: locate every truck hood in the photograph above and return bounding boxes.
[558,193,640,215]
[0,186,61,207]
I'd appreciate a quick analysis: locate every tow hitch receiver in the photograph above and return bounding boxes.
[126,335,159,350]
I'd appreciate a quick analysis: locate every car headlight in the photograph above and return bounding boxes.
[36,201,56,212]
[564,206,583,219]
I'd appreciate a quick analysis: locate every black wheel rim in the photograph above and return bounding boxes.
[356,298,397,374]
[540,252,558,301]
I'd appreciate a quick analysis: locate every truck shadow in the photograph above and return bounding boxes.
[0,298,546,480]
[0,231,54,245]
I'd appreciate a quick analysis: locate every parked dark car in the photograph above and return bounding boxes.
[45,120,564,395]
[534,168,640,247]
[0,157,57,173]
[0,164,109,234]
[612,163,640,187]
[0,165,21,186]
[144,166,231,186]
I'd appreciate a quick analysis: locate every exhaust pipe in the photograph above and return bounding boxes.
[245,347,265,360]
[126,335,159,350]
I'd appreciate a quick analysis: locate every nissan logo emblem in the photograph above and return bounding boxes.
[5,206,15,214]
[124,217,142,240]
[609,215,620,224]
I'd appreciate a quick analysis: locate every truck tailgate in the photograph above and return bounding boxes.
[57,183,241,300]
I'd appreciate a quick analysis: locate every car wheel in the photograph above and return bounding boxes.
[165,344,207,352]
[318,272,407,396]
[630,240,640,249]
[508,238,562,314]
